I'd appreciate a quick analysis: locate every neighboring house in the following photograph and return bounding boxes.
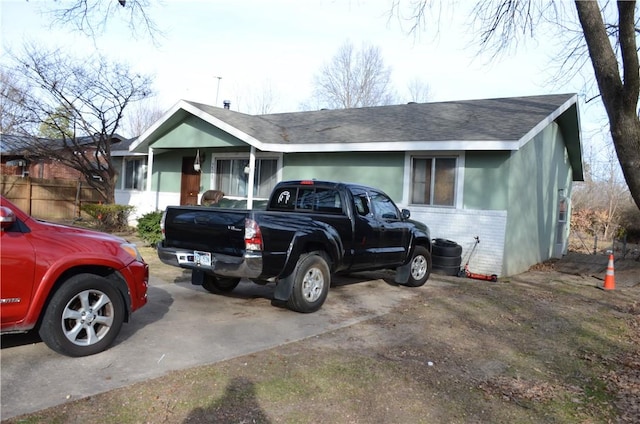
[128,94,584,277]
[0,133,133,182]
[1,134,54,178]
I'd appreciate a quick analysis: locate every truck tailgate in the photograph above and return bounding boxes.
[163,207,248,256]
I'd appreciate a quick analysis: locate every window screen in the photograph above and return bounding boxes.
[411,157,456,206]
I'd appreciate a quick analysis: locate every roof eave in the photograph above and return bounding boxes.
[515,94,583,181]
[255,140,522,153]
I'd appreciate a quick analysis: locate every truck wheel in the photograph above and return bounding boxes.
[405,246,432,287]
[287,252,330,313]
[432,239,463,257]
[39,274,125,357]
[202,275,241,293]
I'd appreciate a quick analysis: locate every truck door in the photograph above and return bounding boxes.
[349,188,381,270]
[0,225,36,326]
[368,190,409,265]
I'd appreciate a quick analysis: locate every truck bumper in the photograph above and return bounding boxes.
[157,241,263,279]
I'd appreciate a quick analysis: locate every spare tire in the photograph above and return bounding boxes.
[432,239,463,257]
[432,254,462,267]
[431,239,462,276]
[432,264,462,276]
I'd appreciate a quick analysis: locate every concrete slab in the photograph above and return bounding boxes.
[0,274,431,420]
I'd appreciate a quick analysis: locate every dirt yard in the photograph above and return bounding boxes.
[4,245,640,424]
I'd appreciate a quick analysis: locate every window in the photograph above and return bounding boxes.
[254,159,278,197]
[350,188,371,216]
[270,187,295,210]
[411,157,456,206]
[123,157,146,190]
[556,192,568,244]
[215,158,278,197]
[298,188,342,213]
[268,187,343,214]
[370,191,400,220]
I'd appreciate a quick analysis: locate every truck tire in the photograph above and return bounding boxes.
[432,239,462,276]
[39,274,125,357]
[405,246,432,287]
[431,254,462,267]
[286,252,330,313]
[202,275,241,293]
[432,239,463,257]
[432,264,462,276]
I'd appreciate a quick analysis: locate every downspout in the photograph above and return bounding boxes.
[247,146,256,209]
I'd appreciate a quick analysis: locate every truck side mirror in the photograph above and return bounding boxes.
[0,206,16,231]
[401,209,411,220]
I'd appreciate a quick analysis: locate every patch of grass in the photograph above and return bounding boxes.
[4,269,639,423]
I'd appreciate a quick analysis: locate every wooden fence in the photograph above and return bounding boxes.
[1,175,102,220]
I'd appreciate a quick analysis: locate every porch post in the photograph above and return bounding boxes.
[146,147,154,201]
[247,146,256,209]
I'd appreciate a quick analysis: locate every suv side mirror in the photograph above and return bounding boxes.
[0,206,16,231]
[401,209,411,220]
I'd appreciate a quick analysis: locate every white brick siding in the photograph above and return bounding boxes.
[405,206,507,277]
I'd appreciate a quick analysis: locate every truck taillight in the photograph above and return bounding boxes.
[245,218,263,251]
[160,210,166,239]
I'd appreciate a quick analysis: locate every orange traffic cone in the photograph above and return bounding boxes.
[603,254,615,290]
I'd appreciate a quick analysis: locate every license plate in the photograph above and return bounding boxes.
[194,250,212,267]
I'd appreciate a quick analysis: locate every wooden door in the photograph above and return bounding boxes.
[180,157,201,205]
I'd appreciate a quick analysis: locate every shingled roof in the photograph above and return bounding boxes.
[131,93,582,178]
[1,133,130,156]
[191,93,575,143]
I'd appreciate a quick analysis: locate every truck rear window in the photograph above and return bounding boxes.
[269,187,343,214]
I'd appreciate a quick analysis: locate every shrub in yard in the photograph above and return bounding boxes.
[617,202,640,243]
[136,211,163,247]
[80,203,134,232]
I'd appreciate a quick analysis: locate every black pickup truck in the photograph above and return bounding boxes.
[158,180,432,313]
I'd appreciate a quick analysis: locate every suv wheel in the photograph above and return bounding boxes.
[39,274,125,357]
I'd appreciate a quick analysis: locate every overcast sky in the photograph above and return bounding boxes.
[1,0,611,158]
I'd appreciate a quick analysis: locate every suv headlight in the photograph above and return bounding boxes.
[121,242,144,262]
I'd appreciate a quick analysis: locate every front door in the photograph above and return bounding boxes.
[180,156,201,205]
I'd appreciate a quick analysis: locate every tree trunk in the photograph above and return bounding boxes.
[575,1,640,210]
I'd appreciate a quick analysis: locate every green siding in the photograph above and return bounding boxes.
[503,122,573,275]
[151,116,246,149]
[463,151,511,210]
[148,114,253,193]
[283,152,405,200]
[151,149,216,193]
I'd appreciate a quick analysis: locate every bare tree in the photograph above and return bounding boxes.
[407,77,431,103]
[391,0,640,210]
[2,45,152,203]
[234,79,280,115]
[574,143,630,236]
[45,0,160,41]
[250,80,279,115]
[312,41,397,109]
[123,98,165,137]
[0,68,29,134]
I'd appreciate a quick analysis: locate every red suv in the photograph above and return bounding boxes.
[0,196,148,357]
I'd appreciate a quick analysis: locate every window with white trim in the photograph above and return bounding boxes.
[215,158,278,197]
[123,157,147,190]
[411,156,457,206]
